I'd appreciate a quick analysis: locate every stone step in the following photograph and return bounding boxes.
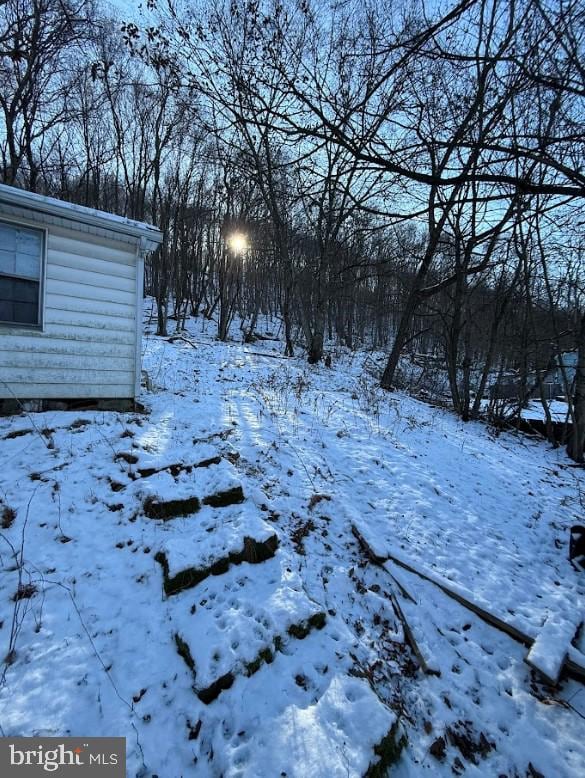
[169,558,326,704]
[154,504,278,595]
[117,440,221,476]
[191,617,402,777]
[129,459,245,520]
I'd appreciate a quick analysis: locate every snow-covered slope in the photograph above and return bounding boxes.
[0,310,584,776]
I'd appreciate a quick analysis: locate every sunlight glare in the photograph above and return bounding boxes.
[227,232,248,254]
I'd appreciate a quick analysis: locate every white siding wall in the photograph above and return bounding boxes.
[0,224,139,399]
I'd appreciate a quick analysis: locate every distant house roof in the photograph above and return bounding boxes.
[0,183,163,251]
[555,351,578,367]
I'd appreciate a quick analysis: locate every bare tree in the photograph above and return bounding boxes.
[0,0,92,189]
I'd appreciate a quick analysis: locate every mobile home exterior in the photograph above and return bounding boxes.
[0,184,162,408]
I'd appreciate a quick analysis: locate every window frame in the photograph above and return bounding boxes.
[0,216,47,331]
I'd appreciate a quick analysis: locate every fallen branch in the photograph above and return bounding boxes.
[167,334,197,348]
[243,350,289,360]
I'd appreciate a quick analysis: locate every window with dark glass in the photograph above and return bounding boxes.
[0,221,43,326]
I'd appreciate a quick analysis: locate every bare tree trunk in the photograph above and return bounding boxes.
[380,287,421,388]
[282,281,294,357]
[568,312,585,462]
[156,292,168,337]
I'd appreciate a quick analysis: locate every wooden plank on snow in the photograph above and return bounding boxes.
[525,612,584,685]
[390,588,441,676]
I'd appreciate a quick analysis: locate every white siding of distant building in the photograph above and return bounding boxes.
[0,223,140,399]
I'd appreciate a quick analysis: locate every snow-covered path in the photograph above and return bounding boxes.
[1,313,585,776]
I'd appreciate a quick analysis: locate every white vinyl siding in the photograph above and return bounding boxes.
[0,224,139,400]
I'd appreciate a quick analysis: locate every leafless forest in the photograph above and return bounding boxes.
[1,0,584,455]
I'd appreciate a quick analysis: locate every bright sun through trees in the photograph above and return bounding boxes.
[227,232,248,254]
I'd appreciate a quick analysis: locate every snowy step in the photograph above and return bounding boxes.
[171,558,326,703]
[155,504,278,595]
[525,611,584,685]
[222,675,401,777]
[197,625,402,777]
[131,460,244,520]
[119,440,221,476]
[138,455,222,479]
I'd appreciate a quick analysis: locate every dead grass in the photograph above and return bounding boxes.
[1,505,16,529]
[13,583,37,601]
[308,493,331,511]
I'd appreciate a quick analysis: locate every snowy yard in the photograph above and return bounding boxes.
[1,314,584,777]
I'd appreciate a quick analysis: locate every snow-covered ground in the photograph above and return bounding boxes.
[523,399,571,423]
[1,310,584,777]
